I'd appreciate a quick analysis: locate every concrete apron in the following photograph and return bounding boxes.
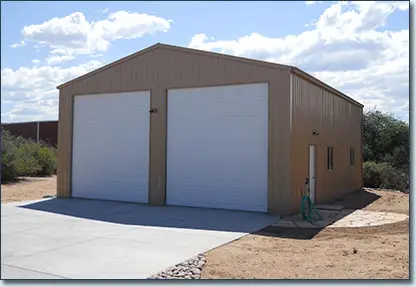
[1,198,279,279]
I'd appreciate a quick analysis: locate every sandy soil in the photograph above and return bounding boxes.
[1,176,57,203]
[202,188,409,279]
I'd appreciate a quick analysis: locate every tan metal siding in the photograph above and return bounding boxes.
[290,74,363,213]
[57,93,72,198]
[57,47,292,215]
[148,87,167,206]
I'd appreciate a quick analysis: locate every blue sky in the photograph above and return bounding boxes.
[1,1,410,122]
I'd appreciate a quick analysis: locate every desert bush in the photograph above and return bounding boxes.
[363,110,409,170]
[363,161,383,188]
[363,161,409,191]
[363,110,409,192]
[15,141,42,176]
[35,146,57,176]
[1,130,57,183]
[1,131,19,182]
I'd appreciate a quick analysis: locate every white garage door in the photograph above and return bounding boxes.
[166,83,268,212]
[72,91,150,203]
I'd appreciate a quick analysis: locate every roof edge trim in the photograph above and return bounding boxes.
[57,43,292,90]
[57,42,362,110]
[57,43,162,89]
[290,67,364,108]
[159,43,292,72]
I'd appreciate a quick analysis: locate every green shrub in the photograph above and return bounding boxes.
[35,146,57,176]
[1,150,18,182]
[363,161,409,191]
[15,141,42,176]
[1,130,57,183]
[363,161,383,188]
[1,131,19,182]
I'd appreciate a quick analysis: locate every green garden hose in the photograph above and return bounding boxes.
[301,194,322,224]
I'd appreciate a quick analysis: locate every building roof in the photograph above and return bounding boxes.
[57,43,363,108]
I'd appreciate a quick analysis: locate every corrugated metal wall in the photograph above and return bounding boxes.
[290,74,363,212]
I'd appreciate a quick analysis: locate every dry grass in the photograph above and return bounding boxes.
[202,188,409,279]
[1,176,57,203]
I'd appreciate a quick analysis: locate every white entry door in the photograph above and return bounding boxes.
[309,145,316,203]
[166,83,269,212]
[72,91,150,203]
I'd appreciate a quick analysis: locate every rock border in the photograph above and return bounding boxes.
[149,254,206,279]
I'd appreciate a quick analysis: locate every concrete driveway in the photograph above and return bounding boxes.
[1,198,278,279]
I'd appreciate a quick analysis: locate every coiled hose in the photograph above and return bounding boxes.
[301,178,322,223]
[301,195,322,223]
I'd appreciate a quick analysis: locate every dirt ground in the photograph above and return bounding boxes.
[202,188,409,279]
[1,176,57,203]
[335,188,409,215]
[1,178,409,279]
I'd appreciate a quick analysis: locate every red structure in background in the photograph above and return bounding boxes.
[1,120,58,147]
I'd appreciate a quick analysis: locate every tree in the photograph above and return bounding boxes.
[362,110,409,191]
[363,110,409,172]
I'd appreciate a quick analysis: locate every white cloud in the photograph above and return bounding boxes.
[2,60,102,91]
[90,53,104,58]
[188,1,409,121]
[1,99,59,123]
[1,60,103,122]
[46,54,76,65]
[10,40,26,48]
[3,9,172,123]
[20,11,172,57]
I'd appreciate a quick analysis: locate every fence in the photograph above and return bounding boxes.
[1,120,58,147]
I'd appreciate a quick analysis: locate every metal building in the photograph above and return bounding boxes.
[56,43,363,215]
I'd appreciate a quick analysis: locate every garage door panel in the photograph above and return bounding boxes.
[72,91,150,203]
[167,83,268,212]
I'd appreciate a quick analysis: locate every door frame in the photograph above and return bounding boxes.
[308,144,317,203]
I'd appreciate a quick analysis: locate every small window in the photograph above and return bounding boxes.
[350,147,355,167]
[327,146,334,170]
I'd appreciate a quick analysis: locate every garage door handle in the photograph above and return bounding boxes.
[149,108,157,113]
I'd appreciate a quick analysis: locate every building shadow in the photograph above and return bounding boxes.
[254,188,382,240]
[18,198,278,234]
[255,225,323,240]
[17,188,381,238]
[332,188,382,210]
